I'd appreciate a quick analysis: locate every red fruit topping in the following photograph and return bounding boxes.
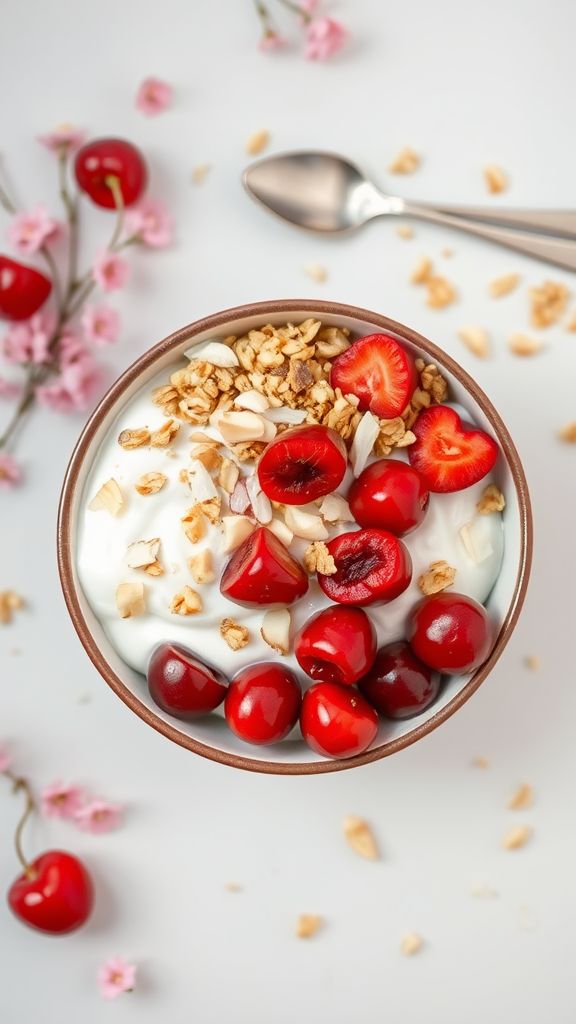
[300,682,379,759]
[220,526,308,606]
[407,592,494,674]
[330,333,416,418]
[0,256,52,321]
[349,458,429,535]
[257,425,347,505]
[295,605,376,685]
[8,850,94,934]
[147,643,228,718]
[358,641,441,719]
[408,405,498,493]
[317,528,411,606]
[74,138,147,209]
[225,663,301,745]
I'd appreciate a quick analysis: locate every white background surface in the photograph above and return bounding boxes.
[1,1,576,1021]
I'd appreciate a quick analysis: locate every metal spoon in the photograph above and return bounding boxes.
[243,151,576,271]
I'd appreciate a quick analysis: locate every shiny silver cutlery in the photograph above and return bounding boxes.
[243,151,576,271]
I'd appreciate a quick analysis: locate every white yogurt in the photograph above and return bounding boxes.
[76,372,504,682]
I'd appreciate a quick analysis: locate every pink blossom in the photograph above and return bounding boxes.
[82,305,120,346]
[125,199,173,248]
[0,746,11,773]
[92,251,129,292]
[3,313,52,365]
[298,0,320,23]
[74,798,123,834]
[37,353,103,413]
[0,454,22,489]
[135,76,173,116]
[41,781,85,819]
[38,125,85,153]
[259,29,287,52]
[0,377,21,399]
[7,204,60,255]
[97,957,136,1000]
[304,17,347,60]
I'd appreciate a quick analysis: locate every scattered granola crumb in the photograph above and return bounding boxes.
[418,560,456,596]
[489,273,520,298]
[296,914,323,939]
[427,275,457,309]
[245,129,269,156]
[224,882,243,893]
[389,147,420,174]
[220,618,250,651]
[477,484,506,515]
[508,783,534,810]
[396,224,414,239]
[484,164,508,194]
[0,590,25,625]
[88,478,124,516]
[567,310,576,332]
[116,582,146,619]
[508,333,543,357]
[530,281,569,328]
[471,883,498,899]
[192,163,211,185]
[303,541,337,575]
[471,756,490,769]
[458,326,490,359]
[342,815,379,860]
[118,427,151,449]
[150,419,180,447]
[135,471,167,495]
[304,264,328,283]
[170,586,202,616]
[558,421,576,443]
[524,655,540,671]
[188,549,215,585]
[503,824,531,850]
[410,255,433,284]
[400,932,423,956]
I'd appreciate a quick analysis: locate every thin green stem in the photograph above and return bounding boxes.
[39,244,63,311]
[4,771,36,879]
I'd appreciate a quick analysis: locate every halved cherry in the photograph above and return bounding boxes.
[147,643,228,718]
[330,333,416,418]
[317,528,411,606]
[0,256,52,321]
[294,605,377,685]
[257,425,347,505]
[407,592,494,674]
[300,682,379,759]
[220,526,308,606]
[348,458,429,535]
[358,641,441,719]
[408,405,498,493]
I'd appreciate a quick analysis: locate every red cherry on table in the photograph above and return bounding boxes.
[295,605,376,686]
[407,592,494,674]
[348,459,429,536]
[300,682,379,759]
[317,528,412,606]
[0,256,52,321]
[220,526,308,606]
[8,850,94,935]
[330,333,417,419]
[225,663,302,745]
[148,643,228,718]
[74,138,148,209]
[257,425,347,505]
[408,405,499,493]
[358,641,441,719]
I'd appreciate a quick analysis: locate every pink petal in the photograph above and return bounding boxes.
[304,17,348,60]
[135,77,173,116]
[38,126,85,152]
[40,782,85,819]
[0,746,11,773]
[0,453,22,488]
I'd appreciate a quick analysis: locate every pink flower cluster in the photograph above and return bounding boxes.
[7,204,60,255]
[0,453,22,489]
[97,957,137,1000]
[41,781,123,834]
[258,1,348,60]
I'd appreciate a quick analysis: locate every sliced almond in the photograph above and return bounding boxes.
[88,478,124,516]
[217,410,268,444]
[246,129,269,156]
[484,164,508,194]
[134,471,167,496]
[296,914,323,939]
[188,549,215,585]
[503,824,531,850]
[284,505,328,541]
[508,333,543,357]
[126,537,160,569]
[459,520,494,564]
[262,406,308,425]
[477,484,505,514]
[342,815,379,860]
[170,586,202,616]
[191,443,222,472]
[458,326,490,359]
[116,582,146,619]
[508,783,534,810]
[218,457,240,494]
[319,493,353,523]
[222,515,254,552]
[118,427,151,449]
[489,273,520,298]
[246,474,272,524]
[267,517,294,546]
[220,618,250,651]
[186,460,220,502]
[349,410,379,476]
[150,419,180,447]
[233,389,270,413]
[261,608,291,655]
[229,478,251,514]
[400,932,423,956]
[183,340,240,367]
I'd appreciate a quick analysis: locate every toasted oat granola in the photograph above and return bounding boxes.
[220,618,250,651]
[502,825,531,850]
[118,427,151,449]
[484,164,508,194]
[170,586,202,616]
[400,933,423,956]
[477,484,505,514]
[296,914,323,939]
[303,541,337,576]
[342,815,379,860]
[150,419,180,447]
[0,590,25,625]
[508,783,534,810]
[508,333,542,357]
[458,326,490,359]
[559,422,576,443]
[489,273,520,298]
[418,560,456,596]
[389,147,420,174]
[135,471,167,495]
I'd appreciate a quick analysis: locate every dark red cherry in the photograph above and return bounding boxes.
[147,643,228,718]
[358,641,441,718]
[74,138,147,208]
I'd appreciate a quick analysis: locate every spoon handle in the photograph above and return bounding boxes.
[403,203,576,272]
[416,202,576,240]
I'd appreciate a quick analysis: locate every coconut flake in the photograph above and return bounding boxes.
[186,460,219,502]
[261,608,291,655]
[349,411,379,477]
[262,406,308,425]
[126,537,160,569]
[229,478,251,514]
[267,517,294,546]
[246,474,273,524]
[184,340,239,367]
[459,519,494,564]
[284,506,329,540]
[216,411,268,444]
[222,515,255,553]
[319,493,354,523]
[233,390,270,413]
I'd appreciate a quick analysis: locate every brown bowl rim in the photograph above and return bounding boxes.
[57,299,533,775]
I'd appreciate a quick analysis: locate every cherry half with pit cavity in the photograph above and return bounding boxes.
[317,528,412,606]
[220,526,308,606]
[147,643,228,718]
[358,641,441,719]
[348,458,429,536]
[74,138,148,209]
[0,256,52,321]
[257,424,347,504]
[407,592,494,674]
[300,682,379,759]
[295,605,377,686]
[225,663,302,745]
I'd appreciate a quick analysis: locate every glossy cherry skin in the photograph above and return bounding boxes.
[148,643,228,718]
[358,641,441,719]
[295,605,377,686]
[220,526,308,607]
[257,424,348,505]
[0,256,52,321]
[300,682,379,759]
[74,138,148,208]
[348,459,429,536]
[318,528,412,606]
[225,663,302,745]
[8,850,94,934]
[407,592,494,674]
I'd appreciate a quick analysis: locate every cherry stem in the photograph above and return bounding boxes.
[3,771,36,879]
[277,0,312,24]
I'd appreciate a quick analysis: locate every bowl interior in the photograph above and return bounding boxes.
[59,301,531,774]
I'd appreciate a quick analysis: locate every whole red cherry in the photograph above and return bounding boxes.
[407,592,494,674]
[300,682,379,759]
[148,643,228,718]
[358,641,441,719]
[225,663,301,745]
[348,459,429,536]
[74,138,147,208]
[295,605,377,686]
[8,850,94,935]
[0,255,52,321]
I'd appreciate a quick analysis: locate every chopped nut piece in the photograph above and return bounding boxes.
[144,560,164,576]
[261,608,291,655]
[458,326,490,358]
[471,756,490,769]
[126,537,160,569]
[410,255,433,284]
[170,586,202,616]
[218,457,240,494]
[199,496,222,524]
[342,815,379,860]
[441,248,453,258]
[222,515,254,553]
[224,882,243,893]
[508,333,542,357]
[427,275,457,309]
[304,264,328,283]
[267,517,294,546]
[508,783,534,810]
[181,506,206,544]
[318,493,353,523]
[400,933,423,956]
[484,164,508,194]
[245,129,269,155]
[389,147,420,174]
[530,280,569,328]
[524,655,540,670]
[489,272,520,298]
[118,427,151,449]
[417,560,456,596]
[134,471,167,496]
[296,914,323,939]
[304,541,337,575]
[191,163,210,184]
[220,618,250,651]
[396,429,416,447]
[186,459,220,503]
[396,224,414,239]
[284,505,329,541]
[0,590,25,625]
[477,484,505,514]
[188,549,215,585]
[116,582,146,619]
[559,421,576,443]
[88,478,124,516]
[503,825,531,850]
[233,390,270,414]
[150,419,180,447]
[418,361,448,403]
